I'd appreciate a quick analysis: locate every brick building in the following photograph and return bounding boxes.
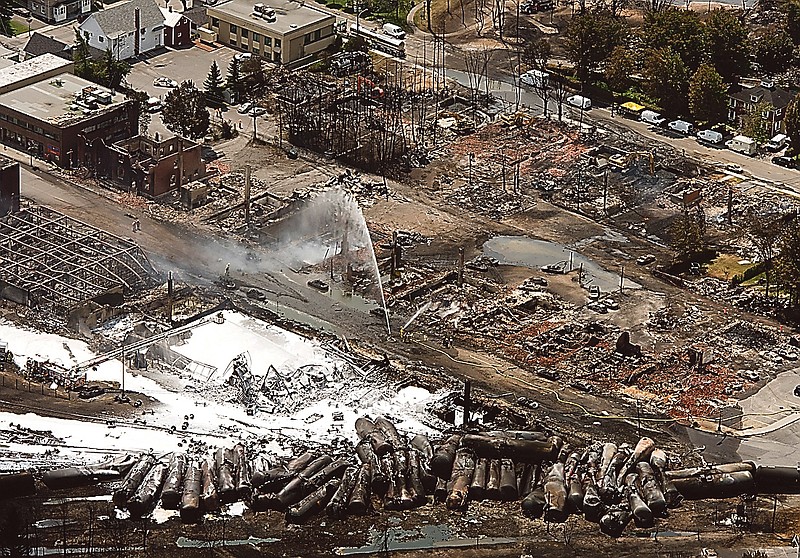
[104,134,205,197]
[0,72,137,168]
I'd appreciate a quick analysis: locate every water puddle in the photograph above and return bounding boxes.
[334,524,515,555]
[483,235,641,293]
[176,536,280,548]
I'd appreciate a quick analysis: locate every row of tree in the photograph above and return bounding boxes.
[563,3,799,125]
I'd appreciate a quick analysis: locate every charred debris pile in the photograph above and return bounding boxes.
[6,418,800,538]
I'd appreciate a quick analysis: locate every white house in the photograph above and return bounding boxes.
[79,0,165,60]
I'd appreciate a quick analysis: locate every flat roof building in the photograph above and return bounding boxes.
[206,0,335,65]
[0,53,74,94]
[0,72,137,168]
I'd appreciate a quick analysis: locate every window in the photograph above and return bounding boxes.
[252,32,261,42]
[304,32,312,44]
[314,29,321,40]
[253,45,259,52]
[211,16,219,26]
[230,38,237,45]
[241,29,248,38]
[229,23,237,33]
[274,38,281,48]
[263,36,271,46]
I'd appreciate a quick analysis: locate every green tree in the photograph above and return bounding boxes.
[642,9,708,73]
[240,56,267,97]
[752,31,794,74]
[785,92,800,154]
[644,47,688,115]
[95,48,130,90]
[226,58,245,104]
[705,9,750,81]
[564,9,628,83]
[688,63,727,125]
[203,60,225,104]
[744,208,783,299]
[604,45,635,95]
[777,216,800,306]
[0,0,12,37]
[670,204,706,261]
[162,80,210,140]
[73,29,95,81]
[742,99,774,144]
[787,0,800,44]
[522,38,550,70]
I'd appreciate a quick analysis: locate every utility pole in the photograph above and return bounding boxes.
[244,164,251,225]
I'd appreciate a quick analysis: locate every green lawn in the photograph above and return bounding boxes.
[706,253,754,282]
[8,20,29,36]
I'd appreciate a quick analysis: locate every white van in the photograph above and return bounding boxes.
[640,110,666,127]
[567,95,591,110]
[766,133,789,152]
[668,119,693,135]
[520,69,549,88]
[696,129,723,145]
[382,23,406,39]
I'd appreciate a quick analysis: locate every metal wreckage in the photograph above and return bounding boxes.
[2,414,800,537]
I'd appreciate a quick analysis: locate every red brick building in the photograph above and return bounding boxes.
[161,7,192,48]
[105,133,205,197]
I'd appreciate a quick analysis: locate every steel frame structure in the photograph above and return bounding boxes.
[0,206,159,312]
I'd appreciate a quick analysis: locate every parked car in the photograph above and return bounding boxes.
[772,155,795,168]
[636,254,656,265]
[520,69,549,88]
[249,106,267,117]
[603,298,619,310]
[588,285,600,300]
[237,101,254,114]
[146,97,162,112]
[234,52,253,62]
[794,385,800,397]
[567,95,591,110]
[382,23,406,39]
[286,147,299,159]
[640,110,666,127]
[153,76,178,88]
[667,119,693,135]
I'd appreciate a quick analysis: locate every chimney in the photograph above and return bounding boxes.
[134,7,141,56]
